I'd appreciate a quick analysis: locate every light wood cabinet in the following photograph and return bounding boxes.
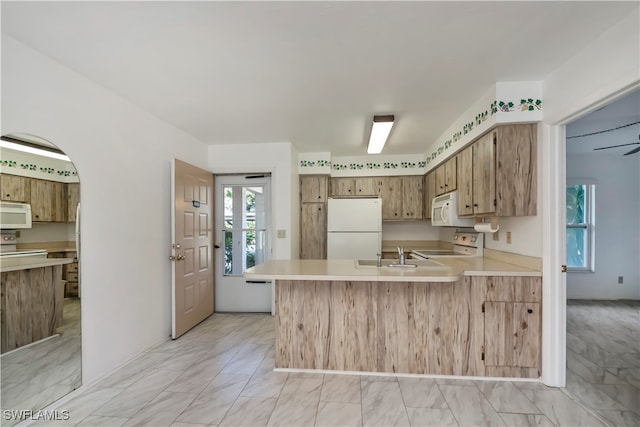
[482,275,541,371]
[0,174,30,202]
[435,157,457,195]
[457,124,536,217]
[457,146,474,216]
[300,175,328,203]
[495,124,537,216]
[67,183,80,223]
[424,172,436,220]
[30,179,67,222]
[330,178,354,196]
[300,203,327,259]
[376,177,403,220]
[354,177,377,196]
[401,176,423,219]
[330,177,380,197]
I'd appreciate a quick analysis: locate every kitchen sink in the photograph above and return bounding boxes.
[355,259,446,269]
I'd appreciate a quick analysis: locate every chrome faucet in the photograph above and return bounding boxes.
[376,253,382,267]
[397,246,405,265]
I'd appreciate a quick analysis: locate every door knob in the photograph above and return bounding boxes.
[176,254,185,261]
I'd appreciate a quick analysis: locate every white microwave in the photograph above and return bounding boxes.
[431,192,475,227]
[0,202,33,229]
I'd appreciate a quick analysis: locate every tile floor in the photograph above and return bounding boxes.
[9,300,640,426]
[1,299,81,425]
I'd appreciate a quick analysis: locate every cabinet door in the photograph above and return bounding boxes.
[495,124,537,216]
[67,183,80,222]
[30,179,54,221]
[424,172,436,220]
[484,301,540,368]
[377,177,403,220]
[330,178,355,196]
[444,157,457,192]
[52,181,67,222]
[300,176,328,203]
[354,177,377,196]
[457,147,474,216]
[472,132,496,215]
[435,165,446,195]
[401,176,423,219]
[0,174,30,202]
[300,203,327,259]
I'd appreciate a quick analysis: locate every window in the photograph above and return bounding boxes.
[566,184,595,272]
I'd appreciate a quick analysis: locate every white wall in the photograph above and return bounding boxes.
[2,36,209,384]
[538,11,639,386]
[382,221,439,242]
[566,153,640,299]
[208,142,297,260]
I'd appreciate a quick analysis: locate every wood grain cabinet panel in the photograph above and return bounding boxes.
[354,177,377,196]
[0,174,30,202]
[495,124,537,216]
[300,203,327,259]
[30,179,67,222]
[457,147,474,216]
[484,301,540,368]
[424,172,436,220]
[67,183,80,222]
[330,178,354,196]
[401,176,423,219]
[377,177,403,220]
[472,131,497,215]
[300,175,329,203]
[435,157,457,195]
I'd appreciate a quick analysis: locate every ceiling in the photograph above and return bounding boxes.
[2,1,638,156]
[567,89,640,156]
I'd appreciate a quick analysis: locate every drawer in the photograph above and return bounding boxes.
[65,281,78,297]
[66,263,78,273]
[66,272,78,282]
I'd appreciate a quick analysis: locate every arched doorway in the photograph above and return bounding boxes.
[0,133,82,417]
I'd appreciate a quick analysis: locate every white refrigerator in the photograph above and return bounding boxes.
[327,198,382,259]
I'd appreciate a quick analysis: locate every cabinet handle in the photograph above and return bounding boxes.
[473,204,478,207]
[527,309,533,314]
[466,204,470,208]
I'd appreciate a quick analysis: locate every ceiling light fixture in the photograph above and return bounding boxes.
[0,138,71,161]
[367,115,395,154]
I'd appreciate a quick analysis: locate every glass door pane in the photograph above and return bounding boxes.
[223,184,267,276]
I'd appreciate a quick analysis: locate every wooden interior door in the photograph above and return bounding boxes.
[171,159,214,339]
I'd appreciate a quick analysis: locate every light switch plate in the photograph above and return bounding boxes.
[277,229,286,238]
[506,231,512,244]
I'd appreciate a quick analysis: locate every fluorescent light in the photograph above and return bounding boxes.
[0,140,71,161]
[367,115,394,154]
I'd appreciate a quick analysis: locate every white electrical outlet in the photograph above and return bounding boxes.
[277,229,286,238]
[618,276,624,284]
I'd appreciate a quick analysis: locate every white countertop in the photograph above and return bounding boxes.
[244,257,541,283]
[1,257,73,272]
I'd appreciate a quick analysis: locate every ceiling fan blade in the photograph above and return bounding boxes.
[593,142,640,151]
[623,146,640,156]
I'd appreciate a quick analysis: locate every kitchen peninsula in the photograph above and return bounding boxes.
[0,255,73,353]
[245,256,542,379]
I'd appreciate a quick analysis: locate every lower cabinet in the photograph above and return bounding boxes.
[474,275,542,377]
[300,203,326,259]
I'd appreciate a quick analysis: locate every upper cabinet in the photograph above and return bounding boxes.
[456,124,536,217]
[67,183,80,223]
[424,172,436,220]
[0,174,30,203]
[300,175,329,203]
[330,177,377,197]
[374,176,423,220]
[495,124,537,216]
[401,176,423,219]
[30,179,67,222]
[435,157,457,195]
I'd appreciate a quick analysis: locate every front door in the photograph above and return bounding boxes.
[171,159,214,339]
[215,174,272,312]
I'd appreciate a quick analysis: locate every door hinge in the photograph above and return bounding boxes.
[561,264,567,273]
[493,199,497,207]
[482,302,485,313]
[481,352,485,361]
